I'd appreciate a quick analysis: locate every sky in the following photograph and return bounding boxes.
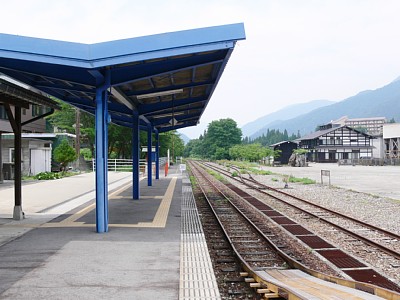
[1,0,400,139]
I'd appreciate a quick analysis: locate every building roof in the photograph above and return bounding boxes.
[0,23,245,132]
[345,116,386,122]
[298,125,373,141]
[269,140,298,147]
[1,132,76,140]
[0,78,60,110]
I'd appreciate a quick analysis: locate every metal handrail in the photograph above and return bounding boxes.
[92,157,167,172]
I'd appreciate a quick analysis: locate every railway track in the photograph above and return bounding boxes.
[190,160,291,299]
[204,162,400,258]
[190,160,400,298]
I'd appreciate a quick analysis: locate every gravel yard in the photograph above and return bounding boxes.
[253,164,400,235]
[260,162,400,201]
[242,164,400,286]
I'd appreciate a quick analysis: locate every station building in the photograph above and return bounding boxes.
[298,124,374,163]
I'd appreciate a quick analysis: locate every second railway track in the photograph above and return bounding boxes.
[190,160,400,297]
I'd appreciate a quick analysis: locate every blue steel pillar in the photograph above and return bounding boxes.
[155,131,160,180]
[147,124,153,186]
[132,112,140,200]
[94,74,110,233]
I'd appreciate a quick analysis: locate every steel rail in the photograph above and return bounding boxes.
[188,160,307,299]
[204,162,400,260]
[195,160,400,298]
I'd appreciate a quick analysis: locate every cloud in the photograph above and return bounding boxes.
[2,0,400,139]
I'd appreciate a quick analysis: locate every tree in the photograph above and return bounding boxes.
[108,124,133,158]
[158,130,184,159]
[248,128,298,146]
[183,139,203,158]
[46,99,97,157]
[293,148,309,155]
[46,99,76,133]
[229,143,276,162]
[53,139,77,173]
[202,118,242,159]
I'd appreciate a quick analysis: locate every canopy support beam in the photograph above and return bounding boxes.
[132,111,140,200]
[94,70,110,233]
[155,131,160,180]
[147,124,152,186]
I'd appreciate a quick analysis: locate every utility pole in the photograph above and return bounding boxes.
[171,131,174,165]
[75,108,80,169]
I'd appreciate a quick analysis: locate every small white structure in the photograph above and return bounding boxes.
[383,123,400,158]
[1,133,53,177]
[371,136,384,159]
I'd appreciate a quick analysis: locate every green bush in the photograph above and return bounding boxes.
[54,139,77,173]
[34,172,61,180]
[80,148,92,160]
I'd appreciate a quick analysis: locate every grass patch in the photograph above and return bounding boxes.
[250,168,273,175]
[271,178,278,182]
[224,161,274,177]
[207,169,227,183]
[288,176,315,185]
[239,168,247,174]
[115,167,133,172]
[189,175,198,188]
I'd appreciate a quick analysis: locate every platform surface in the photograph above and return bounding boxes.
[0,166,219,299]
[0,165,396,299]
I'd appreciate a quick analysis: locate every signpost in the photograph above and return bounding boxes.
[321,170,331,186]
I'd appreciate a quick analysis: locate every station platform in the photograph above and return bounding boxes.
[0,165,393,299]
[0,165,219,299]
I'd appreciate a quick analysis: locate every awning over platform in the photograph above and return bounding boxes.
[0,23,245,231]
[0,23,245,132]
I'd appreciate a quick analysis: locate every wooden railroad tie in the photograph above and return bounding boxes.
[263,292,280,299]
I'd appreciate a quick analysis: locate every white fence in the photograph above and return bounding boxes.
[92,157,168,173]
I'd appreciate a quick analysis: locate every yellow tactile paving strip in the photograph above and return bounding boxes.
[13,177,177,229]
[179,179,221,299]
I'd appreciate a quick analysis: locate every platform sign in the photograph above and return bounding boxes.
[321,170,331,186]
[179,164,186,173]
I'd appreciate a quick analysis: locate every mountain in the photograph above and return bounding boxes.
[241,99,335,137]
[179,132,190,144]
[250,78,400,138]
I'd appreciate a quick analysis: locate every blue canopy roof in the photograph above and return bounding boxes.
[0,23,245,132]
